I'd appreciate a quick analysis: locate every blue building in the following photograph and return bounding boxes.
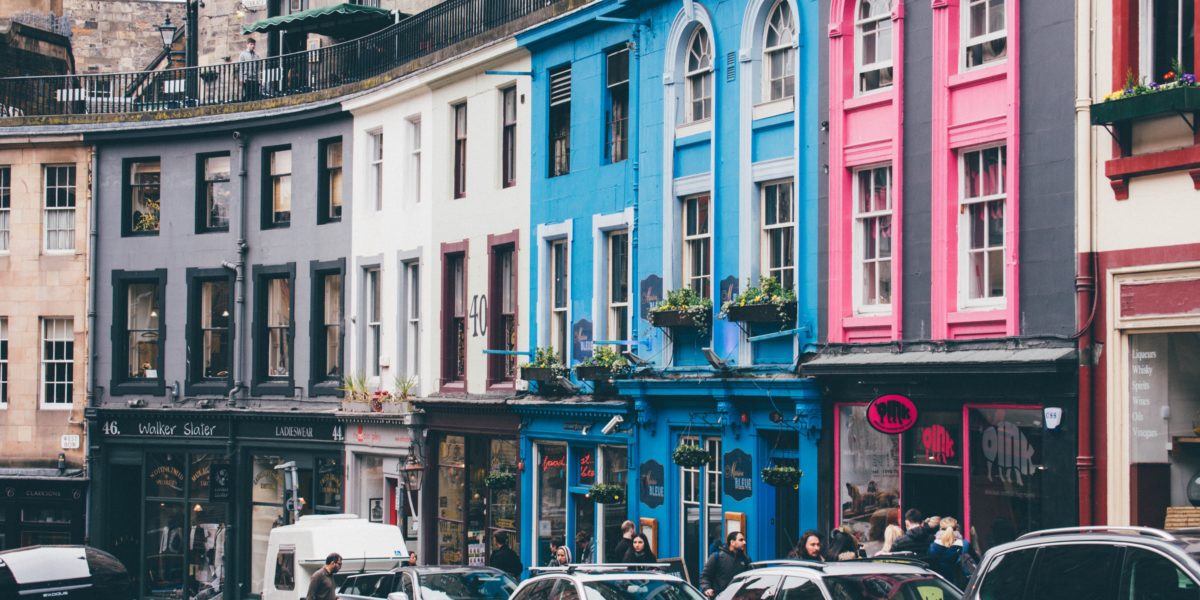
[517,0,821,580]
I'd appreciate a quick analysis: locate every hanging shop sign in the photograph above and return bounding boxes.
[723,449,753,501]
[867,394,918,435]
[639,460,665,508]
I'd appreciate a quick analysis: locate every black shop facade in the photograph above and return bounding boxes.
[87,408,347,600]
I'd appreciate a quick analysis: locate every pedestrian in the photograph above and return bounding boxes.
[488,531,523,580]
[549,544,573,567]
[878,524,903,555]
[788,530,823,561]
[613,520,636,563]
[305,553,341,600]
[407,552,418,566]
[576,529,595,564]
[891,509,933,555]
[927,518,964,586]
[546,537,570,566]
[238,37,261,101]
[698,531,751,598]
[622,533,658,564]
[825,526,859,561]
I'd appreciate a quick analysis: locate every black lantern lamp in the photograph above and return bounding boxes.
[158,15,178,49]
[401,454,424,492]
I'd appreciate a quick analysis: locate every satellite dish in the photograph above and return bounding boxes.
[1187,470,1200,507]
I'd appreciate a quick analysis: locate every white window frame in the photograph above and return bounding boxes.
[408,118,422,202]
[957,144,1007,309]
[684,28,714,124]
[0,165,10,253]
[370,130,384,211]
[548,238,570,365]
[606,229,631,342]
[962,0,1008,69]
[855,0,894,94]
[40,317,73,409]
[852,165,894,314]
[0,317,7,406]
[365,267,382,377]
[760,179,796,291]
[1139,0,1195,82]
[453,103,468,198]
[404,261,420,379]
[682,194,712,298]
[43,164,76,253]
[763,0,797,102]
[679,436,722,578]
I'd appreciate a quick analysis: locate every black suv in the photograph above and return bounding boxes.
[962,527,1200,600]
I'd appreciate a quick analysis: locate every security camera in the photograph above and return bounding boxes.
[601,415,624,435]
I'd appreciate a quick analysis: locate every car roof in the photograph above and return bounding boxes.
[346,566,511,577]
[978,526,1200,560]
[746,559,943,578]
[524,565,687,583]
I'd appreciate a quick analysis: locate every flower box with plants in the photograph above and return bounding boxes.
[520,347,566,383]
[483,471,517,490]
[672,443,711,468]
[574,346,630,381]
[1092,63,1200,126]
[760,464,802,489]
[368,389,393,413]
[720,276,797,325]
[649,288,712,330]
[586,482,625,504]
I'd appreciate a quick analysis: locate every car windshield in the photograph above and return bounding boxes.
[582,579,707,600]
[417,571,517,600]
[823,573,962,600]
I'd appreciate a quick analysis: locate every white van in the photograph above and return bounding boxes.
[262,513,409,600]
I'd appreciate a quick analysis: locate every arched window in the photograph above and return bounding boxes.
[855,0,893,93]
[763,0,796,101]
[685,27,713,123]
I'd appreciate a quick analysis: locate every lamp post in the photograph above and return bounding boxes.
[400,453,424,521]
[158,3,199,100]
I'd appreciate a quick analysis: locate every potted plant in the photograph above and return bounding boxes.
[483,470,517,490]
[1092,62,1200,126]
[369,389,393,413]
[393,375,417,410]
[760,464,802,489]
[672,442,711,468]
[339,374,370,408]
[720,276,797,325]
[520,347,566,383]
[574,346,630,381]
[586,482,625,504]
[649,287,712,331]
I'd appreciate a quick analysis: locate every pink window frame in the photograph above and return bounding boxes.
[827,0,905,343]
[929,0,1020,340]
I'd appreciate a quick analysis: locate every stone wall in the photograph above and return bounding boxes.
[0,20,73,78]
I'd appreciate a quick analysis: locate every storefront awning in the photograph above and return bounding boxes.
[243,3,396,37]
[802,346,1077,376]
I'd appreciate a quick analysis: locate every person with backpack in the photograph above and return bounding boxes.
[699,532,752,597]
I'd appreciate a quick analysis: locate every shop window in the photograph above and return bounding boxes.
[40,317,74,407]
[316,457,344,511]
[680,436,722,584]
[318,137,343,224]
[435,435,521,567]
[453,103,468,198]
[369,131,384,210]
[501,87,518,187]
[836,405,900,545]
[854,166,893,312]
[249,454,340,593]
[606,47,630,163]
[599,446,628,562]
[537,443,567,567]
[488,243,518,385]
[197,153,231,233]
[43,164,76,252]
[262,146,292,228]
[252,265,294,393]
[902,409,963,525]
[959,145,1007,307]
[856,0,894,93]
[963,0,1007,68]
[548,239,569,364]
[123,158,161,235]
[764,1,796,101]
[1143,1,1195,84]
[1027,544,1122,600]
[187,270,233,393]
[112,270,167,395]
[442,253,466,385]
[762,180,796,291]
[967,406,1043,553]
[1,165,11,252]
[363,267,382,378]
[438,435,467,565]
[549,66,572,177]
[683,194,712,298]
[409,118,422,200]
[490,439,521,559]
[606,230,630,342]
[311,261,344,393]
[685,28,713,123]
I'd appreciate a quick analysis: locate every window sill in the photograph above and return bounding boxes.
[487,381,516,394]
[1104,144,1200,200]
[187,381,232,397]
[675,120,712,139]
[309,381,343,397]
[110,380,166,397]
[948,63,1006,89]
[843,90,893,111]
[439,381,466,395]
[196,228,231,235]
[250,380,294,397]
[123,231,160,238]
[752,97,794,121]
[39,403,74,411]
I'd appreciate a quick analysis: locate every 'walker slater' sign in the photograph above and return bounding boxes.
[100,416,229,439]
[240,420,345,442]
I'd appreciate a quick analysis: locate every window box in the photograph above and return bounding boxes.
[573,365,628,381]
[519,366,560,383]
[648,308,710,329]
[1091,87,1200,126]
[724,302,797,325]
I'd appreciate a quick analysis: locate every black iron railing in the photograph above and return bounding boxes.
[0,0,573,118]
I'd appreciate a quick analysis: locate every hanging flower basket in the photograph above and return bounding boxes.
[586,483,625,504]
[672,443,710,468]
[760,465,802,488]
[483,471,517,490]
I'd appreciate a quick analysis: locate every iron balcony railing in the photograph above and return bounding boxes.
[0,0,574,118]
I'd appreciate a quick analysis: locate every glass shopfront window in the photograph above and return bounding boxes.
[438,435,467,565]
[838,405,901,547]
[968,406,1044,553]
[142,452,228,600]
[489,440,520,559]
[249,453,342,595]
[434,434,521,567]
[537,443,567,566]
[599,446,628,562]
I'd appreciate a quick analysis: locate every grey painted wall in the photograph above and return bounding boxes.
[901,0,935,342]
[93,113,353,409]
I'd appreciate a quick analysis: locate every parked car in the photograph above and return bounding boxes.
[717,558,961,600]
[0,545,131,600]
[962,526,1200,600]
[338,565,517,600]
[512,564,705,600]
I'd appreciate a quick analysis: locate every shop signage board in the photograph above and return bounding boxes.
[867,394,918,435]
[639,459,665,508]
[99,415,230,439]
[1130,334,1170,463]
[722,449,753,501]
[240,420,345,442]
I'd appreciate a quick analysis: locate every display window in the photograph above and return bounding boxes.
[433,433,521,567]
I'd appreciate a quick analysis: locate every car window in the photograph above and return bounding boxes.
[515,578,557,600]
[553,578,581,600]
[1120,547,1200,600]
[417,571,517,600]
[401,572,415,598]
[728,575,783,600]
[370,574,394,599]
[583,579,708,600]
[778,577,824,600]
[822,574,961,600]
[1028,545,1122,600]
[341,574,381,597]
[977,548,1036,600]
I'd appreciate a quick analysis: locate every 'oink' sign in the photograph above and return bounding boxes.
[867,394,918,435]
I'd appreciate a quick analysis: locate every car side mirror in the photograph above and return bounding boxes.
[387,593,410,600]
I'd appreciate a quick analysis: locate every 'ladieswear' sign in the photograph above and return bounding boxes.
[868,394,918,435]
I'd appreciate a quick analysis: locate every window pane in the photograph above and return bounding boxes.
[538,444,567,567]
[1121,547,1200,599]
[267,278,290,377]
[837,405,899,543]
[1028,545,1121,600]
[128,282,160,378]
[205,156,231,229]
[130,161,161,233]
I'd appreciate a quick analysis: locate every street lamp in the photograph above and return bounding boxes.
[158,15,177,49]
[400,454,424,492]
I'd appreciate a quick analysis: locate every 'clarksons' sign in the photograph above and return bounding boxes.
[867,394,918,435]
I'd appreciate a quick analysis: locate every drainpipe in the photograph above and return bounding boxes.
[84,144,99,545]
[629,21,642,344]
[228,131,250,407]
[1074,0,1096,525]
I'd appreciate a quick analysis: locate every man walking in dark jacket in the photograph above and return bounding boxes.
[891,509,933,555]
[699,532,751,597]
[488,532,523,580]
[306,553,341,600]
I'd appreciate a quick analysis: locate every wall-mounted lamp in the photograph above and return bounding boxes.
[1044,407,1063,430]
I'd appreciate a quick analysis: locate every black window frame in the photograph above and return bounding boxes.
[261,145,292,230]
[501,86,518,188]
[251,262,296,396]
[317,137,344,225]
[110,269,168,396]
[453,102,468,199]
[185,267,235,396]
[195,152,232,234]
[548,64,572,177]
[309,258,346,396]
[121,156,162,237]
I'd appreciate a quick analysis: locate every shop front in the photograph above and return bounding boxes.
[341,414,421,554]
[89,408,346,600]
[0,475,88,550]
[415,400,521,569]
[807,348,1079,556]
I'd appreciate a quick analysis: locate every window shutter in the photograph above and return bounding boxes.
[550,66,572,106]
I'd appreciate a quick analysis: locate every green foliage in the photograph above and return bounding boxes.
[586,482,625,504]
[654,287,713,313]
[339,373,369,402]
[672,443,711,468]
[760,464,803,489]
[719,276,797,318]
[523,347,567,378]
[484,471,517,489]
[577,346,629,372]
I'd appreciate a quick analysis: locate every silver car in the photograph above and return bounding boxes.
[338,565,518,600]
[512,565,705,600]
